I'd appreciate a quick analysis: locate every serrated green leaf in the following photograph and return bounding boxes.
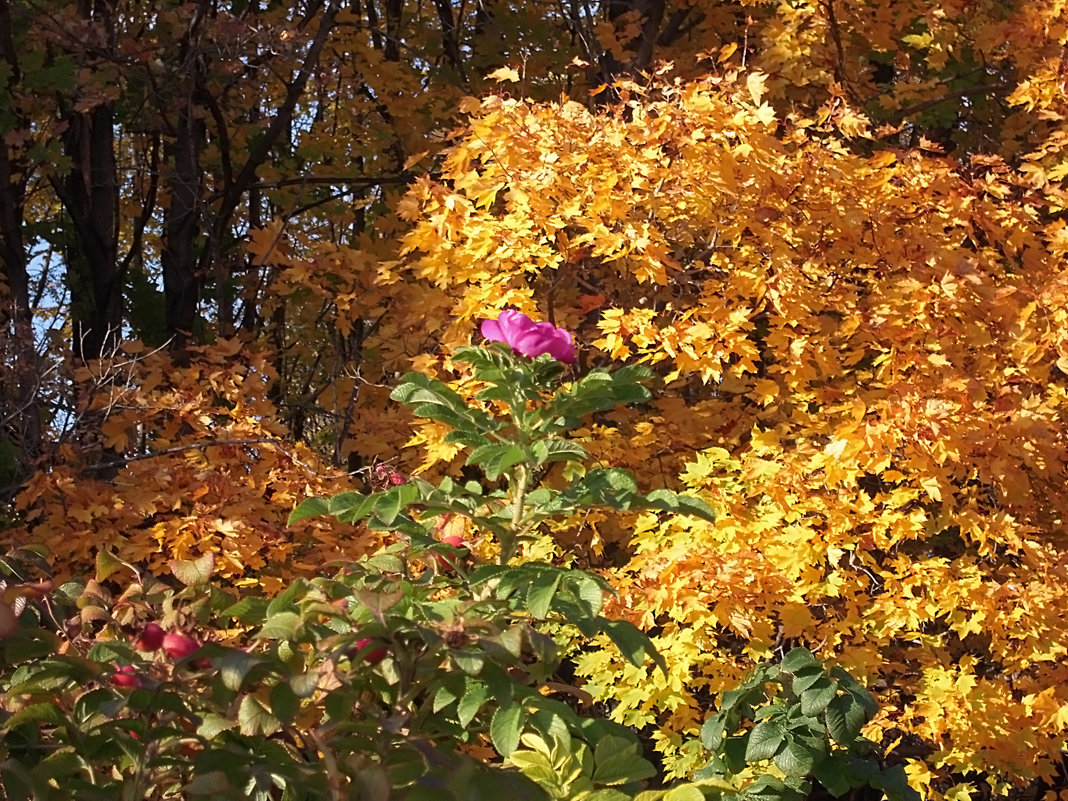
[745,720,786,762]
[871,764,921,801]
[433,682,459,713]
[326,492,376,523]
[701,715,726,749]
[531,438,588,466]
[592,738,657,785]
[372,484,419,525]
[238,694,280,737]
[255,611,303,640]
[3,701,66,730]
[773,737,820,777]
[789,665,826,694]
[800,679,838,717]
[197,713,238,740]
[221,596,270,624]
[825,694,866,745]
[216,648,264,692]
[526,570,562,620]
[780,648,821,673]
[287,497,329,524]
[185,770,234,795]
[638,489,716,522]
[289,670,319,698]
[490,704,525,757]
[598,618,667,674]
[457,679,489,728]
[846,684,880,719]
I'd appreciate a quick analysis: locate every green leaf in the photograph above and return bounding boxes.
[267,579,308,615]
[780,648,821,673]
[197,713,238,740]
[238,694,281,737]
[812,753,857,797]
[531,438,588,466]
[662,786,705,801]
[742,775,809,801]
[457,679,489,728]
[789,666,826,694]
[255,611,303,640]
[467,442,528,481]
[372,484,419,526]
[800,678,838,717]
[701,715,726,749]
[825,694,866,745]
[169,552,215,587]
[584,791,632,801]
[326,492,376,523]
[270,682,300,725]
[744,720,786,762]
[185,771,234,795]
[566,574,605,617]
[3,701,66,731]
[773,737,821,777]
[638,489,716,522]
[221,596,270,624]
[288,497,329,524]
[526,570,562,619]
[592,737,657,785]
[95,549,130,582]
[216,649,265,692]
[564,468,639,510]
[490,703,525,756]
[871,764,921,801]
[353,589,404,622]
[289,670,320,698]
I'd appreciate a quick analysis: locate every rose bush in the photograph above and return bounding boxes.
[480,310,575,363]
[0,336,897,801]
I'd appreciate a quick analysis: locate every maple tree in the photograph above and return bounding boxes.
[2,0,1068,798]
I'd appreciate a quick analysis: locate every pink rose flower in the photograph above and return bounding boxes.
[480,310,575,363]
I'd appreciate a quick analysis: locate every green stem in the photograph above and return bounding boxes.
[501,464,528,565]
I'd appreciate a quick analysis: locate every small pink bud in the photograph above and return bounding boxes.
[162,632,201,660]
[134,623,165,652]
[112,665,142,688]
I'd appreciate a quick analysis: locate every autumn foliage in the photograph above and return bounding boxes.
[4,0,1068,797]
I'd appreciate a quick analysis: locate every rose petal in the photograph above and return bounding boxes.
[497,310,535,344]
[545,329,576,363]
[480,318,504,342]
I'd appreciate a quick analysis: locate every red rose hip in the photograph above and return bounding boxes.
[112,665,142,688]
[162,632,201,660]
[354,637,387,665]
[134,622,165,652]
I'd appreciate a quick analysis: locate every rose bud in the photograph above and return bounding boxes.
[112,665,142,689]
[353,637,387,665]
[134,622,165,652]
[162,632,201,660]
